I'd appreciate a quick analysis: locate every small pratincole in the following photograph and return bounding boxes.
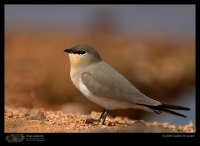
[64,44,190,125]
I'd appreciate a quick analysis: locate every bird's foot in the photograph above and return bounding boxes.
[85,117,106,125]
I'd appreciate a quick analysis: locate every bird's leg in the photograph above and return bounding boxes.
[90,108,106,122]
[90,108,110,125]
[101,108,110,125]
[97,108,106,122]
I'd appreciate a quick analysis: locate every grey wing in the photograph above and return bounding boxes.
[81,62,160,106]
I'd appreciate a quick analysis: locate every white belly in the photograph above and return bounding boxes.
[71,76,153,112]
[77,78,134,110]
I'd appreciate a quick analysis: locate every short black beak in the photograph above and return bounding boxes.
[64,49,72,53]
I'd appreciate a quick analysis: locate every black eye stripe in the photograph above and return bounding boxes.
[76,50,87,55]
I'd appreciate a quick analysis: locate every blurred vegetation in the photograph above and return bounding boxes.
[4,21,195,119]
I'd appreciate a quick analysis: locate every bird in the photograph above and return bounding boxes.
[64,44,190,125]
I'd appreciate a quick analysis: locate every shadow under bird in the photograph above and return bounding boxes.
[64,44,190,125]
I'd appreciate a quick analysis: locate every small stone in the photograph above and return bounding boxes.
[90,111,101,120]
[188,121,195,127]
[6,111,13,116]
[140,120,145,123]
[30,110,45,120]
[114,116,122,121]
[8,115,13,118]
[24,113,30,116]
[112,123,116,126]
[162,122,170,126]
[153,121,159,126]
[107,121,112,126]
[168,125,176,129]
[85,118,93,124]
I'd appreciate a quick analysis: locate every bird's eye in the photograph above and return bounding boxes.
[78,50,87,55]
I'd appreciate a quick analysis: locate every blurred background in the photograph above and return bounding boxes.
[5,4,195,125]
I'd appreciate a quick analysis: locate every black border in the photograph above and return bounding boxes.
[4,3,197,144]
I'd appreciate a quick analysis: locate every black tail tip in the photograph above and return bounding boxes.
[161,102,191,111]
[182,115,187,118]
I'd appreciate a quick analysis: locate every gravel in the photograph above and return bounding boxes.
[4,105,195,133]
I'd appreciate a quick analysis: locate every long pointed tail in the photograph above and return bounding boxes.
[136,102,190,118]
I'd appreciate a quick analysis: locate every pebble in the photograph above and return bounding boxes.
[188,121,195,127]
[107,121,112,126]
[8,115,13,118]
[114,116,122,121]
[30,110,45,120]
[168,125,176,129]
[7,111,13,116]
[85,118,94,124]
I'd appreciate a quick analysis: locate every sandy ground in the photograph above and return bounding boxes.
[4,105,195,133]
